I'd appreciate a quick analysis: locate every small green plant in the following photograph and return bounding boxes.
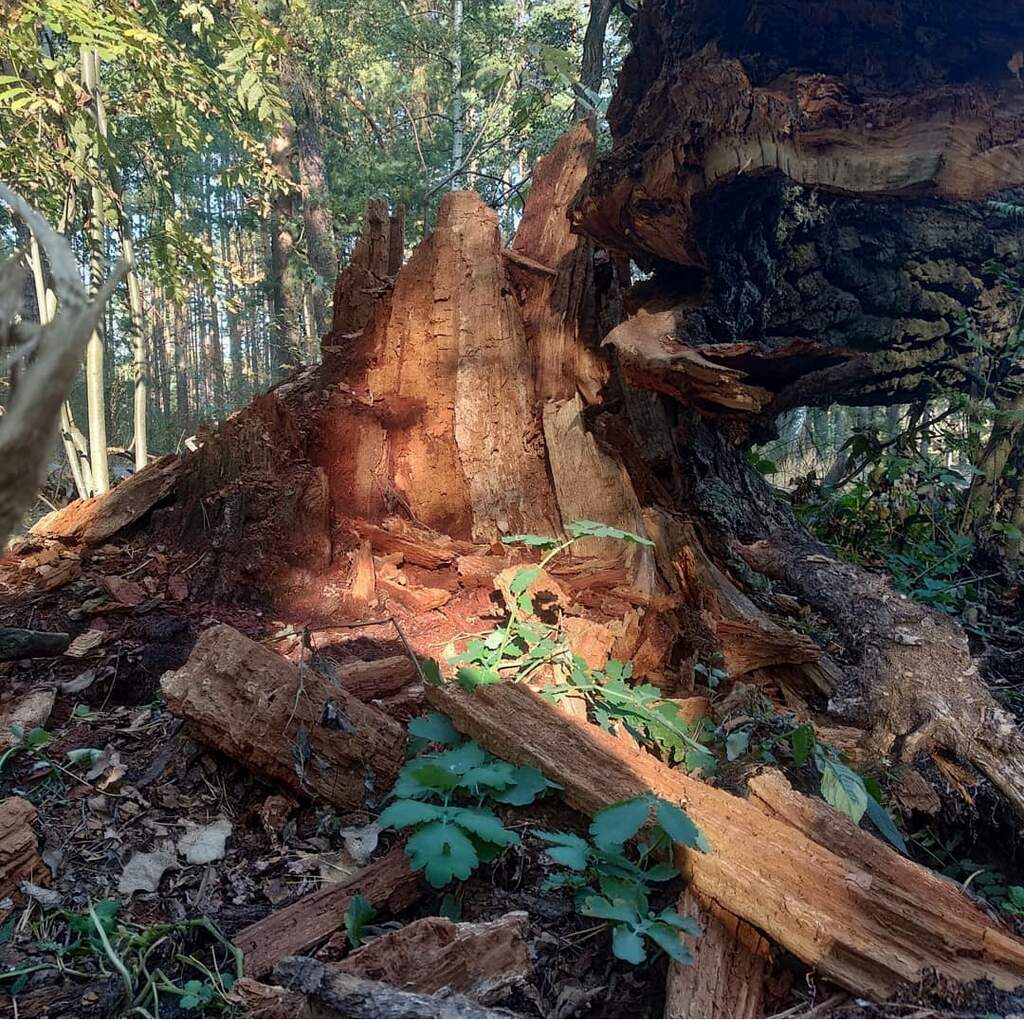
[445,520,712,769]
[379,714,560,888]
[789,725,906,853]
[1001,886,1024,916]
[0,724,51,773]
[0,898,241,1015]
[449,520,654,692]
[344,895,376,948]
[536,795,708,965]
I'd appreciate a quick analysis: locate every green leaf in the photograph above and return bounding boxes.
[418,658,443,686]
[460,761,517,792]
[25,728,50,750]
[501,533,560,548]
[434,742,487,774]
[611,924,647,964]
[865,793,908,854]
[564,520,654,546]
[790,725,816,767]
[67,747,102,766]
[654,798,710,853]
[344,894,376,948]
[407,821,478,888]
[646,922,693,964]
[643,862,680,882]
[533,829,588,850]
[544,844,589,870]
[509,566,541,595]
[456,666,502,692]
[449,807,519,846]
[377,799,443,830]
[580,895,638,924]
[491,766,559,805]
[658,909,703,937]
[725,729,750,762]
[589,798,650,850]
[408,713,460,745]
[820,760,868,824]
[406,762,462,791]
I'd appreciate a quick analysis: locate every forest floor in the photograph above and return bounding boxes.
[1,525,1023,1019]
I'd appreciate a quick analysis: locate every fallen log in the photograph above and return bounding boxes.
[273,957,518,1019]
[31,454,182,545]
[739,533,1024,822]
[234,844,420,977]
[337,912,533,1005]
[160,625,405,811]
[0,797,48,917]
[665,889,770,1019]
[0,627,71,660]
[425,680,1024,1001]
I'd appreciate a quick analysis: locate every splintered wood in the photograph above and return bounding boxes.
[426,679,1024,1000]
[160,625,406,811]
[0,797,47,918]
[235,845,420,977]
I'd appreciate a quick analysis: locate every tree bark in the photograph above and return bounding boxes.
[572,0,615,120]
[269,125,303,378]
[285,56,339,335]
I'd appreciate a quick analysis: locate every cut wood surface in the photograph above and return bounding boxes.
[665,888,770,1019]
[338,911,533,1004]
[426,679,1024,999]
[0,797,47,917]
[235,844,420,977]
[161,625,405,811]
[273,957,518,1018]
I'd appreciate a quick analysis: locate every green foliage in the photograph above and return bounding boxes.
[0,725,51,773]
[344,895,376,948]
[380,715,558,888]
[796,453,978,615]
[789,728,908,854]
[448,522,711,769]
[0,900,242,1015]
[536,795,707,966]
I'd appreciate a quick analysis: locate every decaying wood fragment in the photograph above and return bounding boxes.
[0,797,48,917]
[337,911,533,1005]
[327,655,418,702]
[32,455,182,545]
[273,957,519,1018]
[234,844,420,977]
[665,888,770,1019]
[161,625,405,811]
[0,690,55,748]
[230,977,307,1019]
[426,679,1024,1000]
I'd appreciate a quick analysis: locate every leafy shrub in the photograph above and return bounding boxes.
[378,714,559,888]
[536,795,707,965]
